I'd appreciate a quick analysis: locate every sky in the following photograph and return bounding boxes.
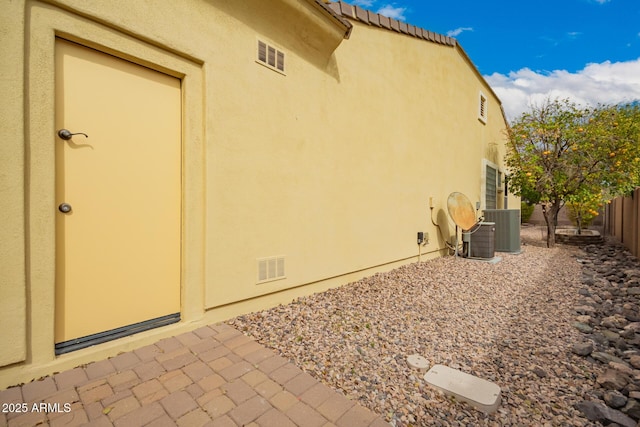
[344,0,640,121]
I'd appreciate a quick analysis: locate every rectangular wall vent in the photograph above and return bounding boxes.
[257,256,285,283]
[257,40,285,74]
[478,91,487,123]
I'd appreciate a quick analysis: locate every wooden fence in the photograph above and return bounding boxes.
[605,188,640,257]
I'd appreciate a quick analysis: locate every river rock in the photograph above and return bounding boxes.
[597,369,629,391]
[602,330,620,341]
[604,390,628,409]
[576,400,636,427]
[622,398,640,420]
[602,315,629,329]
[575,305,597,315]
[630,356,640,369]
[575,315,593,324]
[574,322,593,333]
[592,352,627,366]
[572,342,593,356]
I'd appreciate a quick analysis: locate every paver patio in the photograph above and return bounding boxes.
[0,324,388,427]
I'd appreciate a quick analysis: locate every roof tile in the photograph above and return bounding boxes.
[327,2,340,14]
[339,1,354,18]
[354,5,369,23]
[367,10,381,27]
[328,1,455,47]
[378,14,391,29]
[389,18,400,32]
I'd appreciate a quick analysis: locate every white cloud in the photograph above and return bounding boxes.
[351,0,375,7]
[376,4,407,21]
[447,27,473,37]
[484,58,640,121]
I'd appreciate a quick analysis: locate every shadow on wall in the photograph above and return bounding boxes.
[485,142,500,166]
[206,0,343,81]
[434,207,453,247]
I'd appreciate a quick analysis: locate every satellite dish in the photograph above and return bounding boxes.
[447,192,477,231]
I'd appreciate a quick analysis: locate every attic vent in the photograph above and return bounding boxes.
[257,40,285,74]
[478,92,488,123]
[257,256,285,283]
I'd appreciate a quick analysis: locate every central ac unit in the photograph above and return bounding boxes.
[462,222,495,259]
[483,209,521,253]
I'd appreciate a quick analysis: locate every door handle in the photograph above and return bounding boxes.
[58,203,72,213]
[58,129,88,141]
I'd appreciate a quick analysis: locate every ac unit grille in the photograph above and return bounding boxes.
[483,209,521,253]
[468,222,495,259]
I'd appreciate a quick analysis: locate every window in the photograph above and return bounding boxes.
[257,40,285,74]
[478,92,487,123]
[485,164,497,209]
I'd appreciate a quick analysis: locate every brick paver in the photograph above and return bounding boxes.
[177,407,210,426]
[0,323,389,426]
[202,394,235,418]
[285,372,318,396]
[53,367,88,390]
[21,377,57,402]
[112,401,165,427]
[105,395,141,421]
[336,404,378,427]
[270,390,299,412]
[228,395,271,425]
[85,359,116,380]
[160,390,198,419]
[287,401,329,427]
[110,352,141,372]
[133,359,166,382]
[317,393,356,422]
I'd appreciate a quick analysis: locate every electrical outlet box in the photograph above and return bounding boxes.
[417,232,424,245]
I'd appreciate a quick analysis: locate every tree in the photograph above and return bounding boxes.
[565,189,602,234]
[505,98,640,247]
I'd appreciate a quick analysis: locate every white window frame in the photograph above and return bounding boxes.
[256,39,286,75]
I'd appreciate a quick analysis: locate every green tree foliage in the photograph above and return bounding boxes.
[565,189,602,233]
[505,98,640,247]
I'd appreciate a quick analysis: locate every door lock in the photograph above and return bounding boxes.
[58,129,88,141]
[58,203,72,213]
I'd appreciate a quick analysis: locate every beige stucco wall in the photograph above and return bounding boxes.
[205,17,513,308]
[0,0,27,369]
[0,0,513,388]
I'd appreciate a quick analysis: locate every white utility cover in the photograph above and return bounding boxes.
[406,354,429,372]
[424,364,501,413]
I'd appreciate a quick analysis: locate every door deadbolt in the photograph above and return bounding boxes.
[58,203,72,213]
[58,129,88,141]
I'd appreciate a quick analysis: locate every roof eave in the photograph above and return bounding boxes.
[307,0,353,39]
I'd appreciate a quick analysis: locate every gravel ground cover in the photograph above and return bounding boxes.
[228,226,602,426]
